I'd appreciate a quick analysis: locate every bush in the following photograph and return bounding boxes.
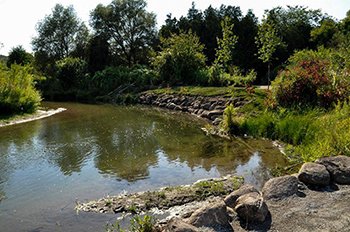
[0,64,41,115]
[272,48,350,108]
[90,65,158,97]
[153,31,207,85]
[55,57,88,89]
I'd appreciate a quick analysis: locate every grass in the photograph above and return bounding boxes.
[230,100,350,163]
[146,86,265,97]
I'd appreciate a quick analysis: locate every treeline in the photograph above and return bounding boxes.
[2,0,350,108]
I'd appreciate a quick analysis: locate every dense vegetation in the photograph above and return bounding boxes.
[1,0,349,164]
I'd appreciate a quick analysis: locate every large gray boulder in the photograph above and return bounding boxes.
[224,184,259,208]
[166,218,200,232]
[235,192,269,223]
[298,162,330,186]
[186,201,230,229]
[316,155,350,184]
[262,175,298,200]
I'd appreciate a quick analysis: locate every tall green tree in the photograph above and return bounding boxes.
[32,4,89,61]
[91,0,157,66]
[7,46,33,67]
[153,31,206,85]
[215,16,238,70]
[256,20,283,88]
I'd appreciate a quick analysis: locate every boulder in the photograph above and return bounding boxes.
[187,201,230,228]
[224,184,259,208]
[316,155,350,184]
[235,192,269,223]
[298,162,330,186]
[166,218,200,232]
[262,175,298,200]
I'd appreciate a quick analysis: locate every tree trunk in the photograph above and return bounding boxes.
[267,62,271,90]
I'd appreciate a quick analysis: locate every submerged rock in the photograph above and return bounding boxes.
[262,175,298,200]
[235,192,268,223]
[298,162,330,186]
[316,155,350,185]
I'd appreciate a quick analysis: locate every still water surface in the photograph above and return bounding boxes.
[0,102,286,231]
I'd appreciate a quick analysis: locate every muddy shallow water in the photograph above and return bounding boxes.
[0,102,286,231]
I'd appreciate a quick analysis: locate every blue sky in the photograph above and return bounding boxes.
[0,0,349,55]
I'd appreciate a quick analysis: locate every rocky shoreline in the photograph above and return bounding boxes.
[138,92,249,125]
[77,155,350,231]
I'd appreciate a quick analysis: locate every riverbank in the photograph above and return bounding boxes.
[77,156,350,231]
[0,107,66,127]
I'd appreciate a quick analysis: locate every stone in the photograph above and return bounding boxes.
[298,162,330,186]
[166,218,200,232]
[224,184,259,208]
[207,110,224,118]
[187,201,230,228]
[201,102,211,110]
[235,192,269,223]
[316,155,350,184]
[262,175,298,200]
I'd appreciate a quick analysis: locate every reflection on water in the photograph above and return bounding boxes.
[0,102,286,231]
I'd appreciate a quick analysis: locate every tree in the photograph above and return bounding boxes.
[7,46,33,67]
[310,18,338,48]
[215,16,238,70]
[91,0,157,66]
[256,20,283,89]
[32,4,89,61]
[153,31,206,85]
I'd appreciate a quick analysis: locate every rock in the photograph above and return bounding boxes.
[316,155,350,184]
[235,192,269,223]
[202,102,211,110]
[207,110,224,118]
[298,162,330,186]
[262,175,298,200]
[166,218,200,232]
[187,201,230,228]
[224,184,259,208]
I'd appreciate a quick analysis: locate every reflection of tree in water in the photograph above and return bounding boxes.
[0,121,42,201]
[94,126,159,182]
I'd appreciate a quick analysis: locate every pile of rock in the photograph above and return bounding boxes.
[159,155,350,231]
[139,93,248,124]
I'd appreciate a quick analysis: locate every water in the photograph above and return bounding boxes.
[0,102,286,231]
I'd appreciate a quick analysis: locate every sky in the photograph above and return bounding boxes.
[0,0,349,55]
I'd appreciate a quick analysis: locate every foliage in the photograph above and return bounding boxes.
[256,20,283,64]
[90,65,157,97]
[91,0,157,66]
[55,57,88,89]
[106,215,155,232]
[221,104,242,133]
[7,46,33,67]
[32,4,89,61]
[153,31,207,85]
[256,19,284,86]
[271,48,350,108]
[215,16,238,69]
[0,64,41,115]
[310,18,338,47]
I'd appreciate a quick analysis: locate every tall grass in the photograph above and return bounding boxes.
[227,100,350,162]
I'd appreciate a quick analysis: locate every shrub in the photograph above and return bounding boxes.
[90,65,158,97]
[55,57,88,89]
[153,31,207,85]
[0,64,41,115]
[272,48,350,108]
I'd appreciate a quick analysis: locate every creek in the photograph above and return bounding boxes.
[0,102,286,231]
